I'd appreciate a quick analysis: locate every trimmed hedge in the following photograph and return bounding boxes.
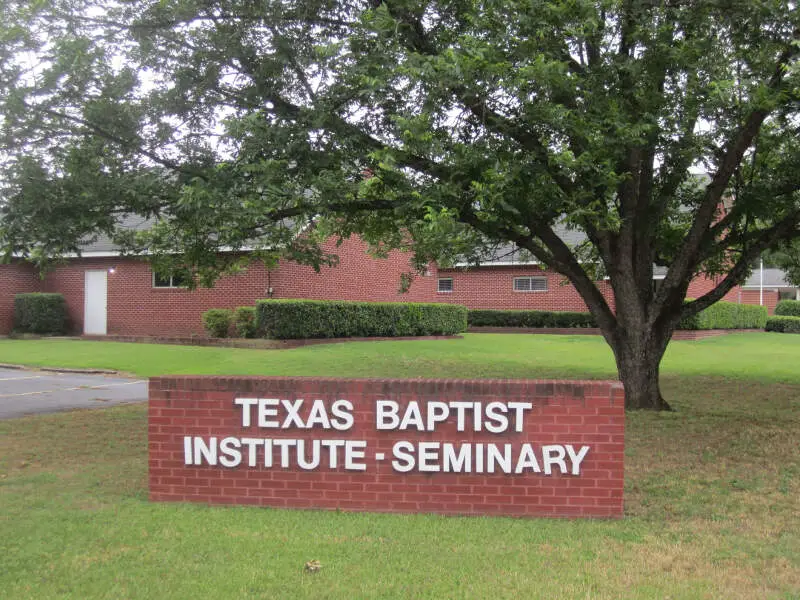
[677,301,767,330]
[13,293,68,334]
[765,315,800,333]
[468,309,596,328]
[467,302,766,331]
[202,309,233,338]
[234,306,257,338]
[255,300,467,340]
[775,300,800,317]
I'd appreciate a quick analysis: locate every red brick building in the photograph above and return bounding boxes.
[433,263,780,315]
[1,233,786,337]
[0,235,442,337]
[432,237,785,316]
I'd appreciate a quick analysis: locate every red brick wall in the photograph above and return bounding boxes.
[437,266,769,314]
[686,274,740,303]
[40,257,271,336]
[274,236,438,304]
[148,376,625,518]
[35,236,438,337]
[687,274,776,313]
[720,288,779,315]
[7,238,776,337]
[0,262,41,334]
[436,265,615,312]
[738,290,779,315]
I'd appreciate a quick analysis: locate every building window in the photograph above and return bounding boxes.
[153,271,191,288]
[513,276,548,292]
[437,278,453,293]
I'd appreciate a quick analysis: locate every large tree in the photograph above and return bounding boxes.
[1,0,799,409]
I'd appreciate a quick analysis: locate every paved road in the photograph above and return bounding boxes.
[0,368,148,419]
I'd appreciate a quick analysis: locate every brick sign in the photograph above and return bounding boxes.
[149,377,625,518]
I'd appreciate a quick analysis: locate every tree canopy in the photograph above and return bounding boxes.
[1,0,799,409]
[764,240,800,286]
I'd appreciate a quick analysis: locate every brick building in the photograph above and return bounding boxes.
[0,234,442,337]
[432,242,783,315]
[1,228,787,338]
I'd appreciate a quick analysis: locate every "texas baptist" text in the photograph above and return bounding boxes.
[233,397,536,433]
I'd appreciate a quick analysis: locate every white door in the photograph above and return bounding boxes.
[84,270,108,335]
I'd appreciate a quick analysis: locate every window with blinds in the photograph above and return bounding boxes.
[437,278,454,293]
[513,276,548,292]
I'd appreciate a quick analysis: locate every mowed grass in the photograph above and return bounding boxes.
[0,331,799,382]
[1,378,798,598]
[0,333,799,598]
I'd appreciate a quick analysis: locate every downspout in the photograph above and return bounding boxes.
[759,259,764,306]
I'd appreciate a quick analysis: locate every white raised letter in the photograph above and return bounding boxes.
[234,398,259,427]
[321,439,346,468]
[263,439,273,467]
[565,445,591,475]
[484,402,509,433]
[183,436,193,465]
[345,441,367,471]
[281,399,305,428]
[194,436,217,465]
[258,399,280,428]
[296,439,321,470]
[330,400,354,431]
[399,402,425,431]
[219,437,242,468]
[542,445,568,475]
[450,401,473,431]
[486,443,512,473]
[426,402,449,431]
[273,438,297,467]
[418,442,441,472]
[305,400,331,429]
[376,401,400,430]
[474,443,484,472]
[240,437,263,467]
[392,441,415,472]
[443,443,472,472]
[507,402,533,432]
[514,444,541,473]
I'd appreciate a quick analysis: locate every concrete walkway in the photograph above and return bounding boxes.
[0,367,147,419]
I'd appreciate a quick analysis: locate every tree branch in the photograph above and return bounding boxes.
[27,103,209,181]
[684,211,800,315]
[382,1,577,197]
[656,37,800,309]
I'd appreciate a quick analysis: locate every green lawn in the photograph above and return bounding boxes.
[1,334,799,598]
[0,331,798,382]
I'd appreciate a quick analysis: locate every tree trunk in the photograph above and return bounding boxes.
[611,330,672,411]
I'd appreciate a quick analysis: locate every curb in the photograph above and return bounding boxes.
[0,363,120,375]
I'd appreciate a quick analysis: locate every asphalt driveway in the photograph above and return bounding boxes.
[0,368,147,419]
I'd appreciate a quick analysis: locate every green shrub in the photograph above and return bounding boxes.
[775,300,800,317]
[765,315,800,333]
[677,301,767,330]
[13,293,68,334]
[234,306,257,338]
[255,300,467,340]
[202,309,233,338]
[468,309,596,328]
